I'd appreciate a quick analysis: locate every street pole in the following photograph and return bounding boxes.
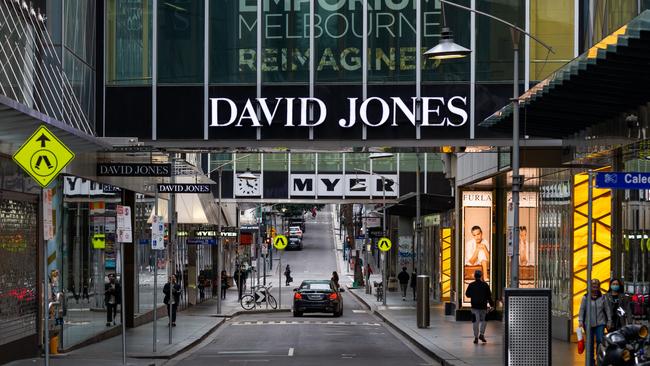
[510,29,521,289]
[415,152,421,275]
[153,189,158,352]
[168,157,175,345]
[382,177,387,307]
[43,191,49,366]
[257,204,261,288]
[585,171,594,366]
[120,241,127,365]
[279,250,282,309]
[216,168,223,314]
[364,205,370,294]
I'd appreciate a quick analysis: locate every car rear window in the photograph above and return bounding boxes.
[301,283,331,290]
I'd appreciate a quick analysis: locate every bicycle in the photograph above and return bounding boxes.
[240,282,278,310]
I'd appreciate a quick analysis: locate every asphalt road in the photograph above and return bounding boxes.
[165,206,437,366]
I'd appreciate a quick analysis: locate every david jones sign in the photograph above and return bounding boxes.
[210,96,468,128]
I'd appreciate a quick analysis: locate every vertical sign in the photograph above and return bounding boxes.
[462,191,493,307]
[116,205,133,243]
[43,188,54,240]
[151,215,165,250]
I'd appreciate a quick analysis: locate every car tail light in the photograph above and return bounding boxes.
[294,293,302,300]
[328,292,338,300]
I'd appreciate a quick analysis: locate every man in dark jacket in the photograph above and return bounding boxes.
[410,269,417,301]
[104,273,121,326]
[163,275,181,327]
[465,270,494,344]
[397,267,410,301]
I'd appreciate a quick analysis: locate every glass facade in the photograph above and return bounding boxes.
[106,0,152,85]
[530,0,575,81]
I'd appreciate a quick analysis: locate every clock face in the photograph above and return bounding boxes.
[236,175,260,196]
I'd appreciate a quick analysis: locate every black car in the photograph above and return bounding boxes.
[287,236,303,250]
[293,280,343,317]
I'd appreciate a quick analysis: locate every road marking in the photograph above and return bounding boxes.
[231,320,381,326]
[218,351,269,354]
[288,348,294,357]
[352,310,367,313]
[228,360,269,363]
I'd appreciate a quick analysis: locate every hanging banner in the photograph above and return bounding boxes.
[507,192,538,288]
[116,205,133,243]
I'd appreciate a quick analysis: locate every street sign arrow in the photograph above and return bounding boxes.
[36,133,50,147]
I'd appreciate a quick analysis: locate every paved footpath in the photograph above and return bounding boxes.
[333,250,585,365]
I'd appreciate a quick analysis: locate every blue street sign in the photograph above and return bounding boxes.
[186,238,217,245]
[595,172,650,190]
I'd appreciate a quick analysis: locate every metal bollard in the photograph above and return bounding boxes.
[416,275,430,328]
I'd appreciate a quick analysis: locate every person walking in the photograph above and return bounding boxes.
[410,269,417,301]
[580,279,612,365]
[465,270,494,344]
[398,267,410,301]
[605,278,632,332]
[284,265,292,286]
[234,265,245,300]
[163,275,181,327]
[331,271,340,290]
[220,270,228,300]
[104,273,121,327]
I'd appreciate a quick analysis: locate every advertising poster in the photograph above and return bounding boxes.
[116,205,132,243]
[462,191,492,306]
[507,192,538,288]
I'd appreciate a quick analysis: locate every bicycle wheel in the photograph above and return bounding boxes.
[267,294,278,309]
[241,294,256,310]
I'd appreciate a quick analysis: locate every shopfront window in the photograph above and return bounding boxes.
[537,169,572,318]
[158,0,204,83]
[106,0,152,85]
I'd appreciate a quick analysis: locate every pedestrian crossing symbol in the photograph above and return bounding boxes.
[273,234,288,250]
[378,237,392,252]
[12,126,74,188]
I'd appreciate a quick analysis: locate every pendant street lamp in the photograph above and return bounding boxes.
[351,181,367,190]
[368,152,395,160]
[424,27,471,60]
[238,168,257,180]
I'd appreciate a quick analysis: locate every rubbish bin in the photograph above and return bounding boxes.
[416,275,430,328]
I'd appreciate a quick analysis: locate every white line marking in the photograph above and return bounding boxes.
[288,348,294,357]
[352,310,367,313]
[218,351,269,355]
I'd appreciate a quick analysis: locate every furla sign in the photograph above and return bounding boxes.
[290,174,398,197]
[210,96,468,128]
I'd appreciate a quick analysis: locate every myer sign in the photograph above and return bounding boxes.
[210,96,467,128]
[290,174,398,197]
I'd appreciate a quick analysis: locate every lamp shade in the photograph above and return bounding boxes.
[424,27,471,59]
[369,152,394,160]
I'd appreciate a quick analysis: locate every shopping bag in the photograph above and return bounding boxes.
[577,326,585,354]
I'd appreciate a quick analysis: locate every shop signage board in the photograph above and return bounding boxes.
[186,238,217,245]
[64,176,121,196]
[595,172,650,190]
[157,183,212,193]
[12,125,75,188]
[289,173,398,197]
[97,163,171,177]
[151,215,165,250]
[116,205,132,243]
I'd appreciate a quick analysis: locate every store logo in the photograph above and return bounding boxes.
[604,174,617,184]
[209,96,467,128]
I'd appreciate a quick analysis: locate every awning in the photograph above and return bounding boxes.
[385,193,455,217]
[0,93,109,156]
[480,10,650,138]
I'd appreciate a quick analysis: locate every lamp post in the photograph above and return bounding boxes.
[208,154,252,314]
[425,0,554,289]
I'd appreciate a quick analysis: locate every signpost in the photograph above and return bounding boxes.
[273,235,288,309]
[116,205,131,365]
[595,172,650,190]
[12,126,75,366]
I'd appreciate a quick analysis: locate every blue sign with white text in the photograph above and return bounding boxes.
[186,238,216,245]
[595,172,650,189]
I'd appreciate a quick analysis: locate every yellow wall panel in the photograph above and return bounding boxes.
[572,172,612,332]
[441,228,452,302]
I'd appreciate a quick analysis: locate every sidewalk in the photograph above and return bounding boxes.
[335,250,584,366]
[7,284,289,366]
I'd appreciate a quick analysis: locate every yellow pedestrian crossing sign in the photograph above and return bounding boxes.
[273,234,288,250]
[378,237,392,252]
[12,126,75,188]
